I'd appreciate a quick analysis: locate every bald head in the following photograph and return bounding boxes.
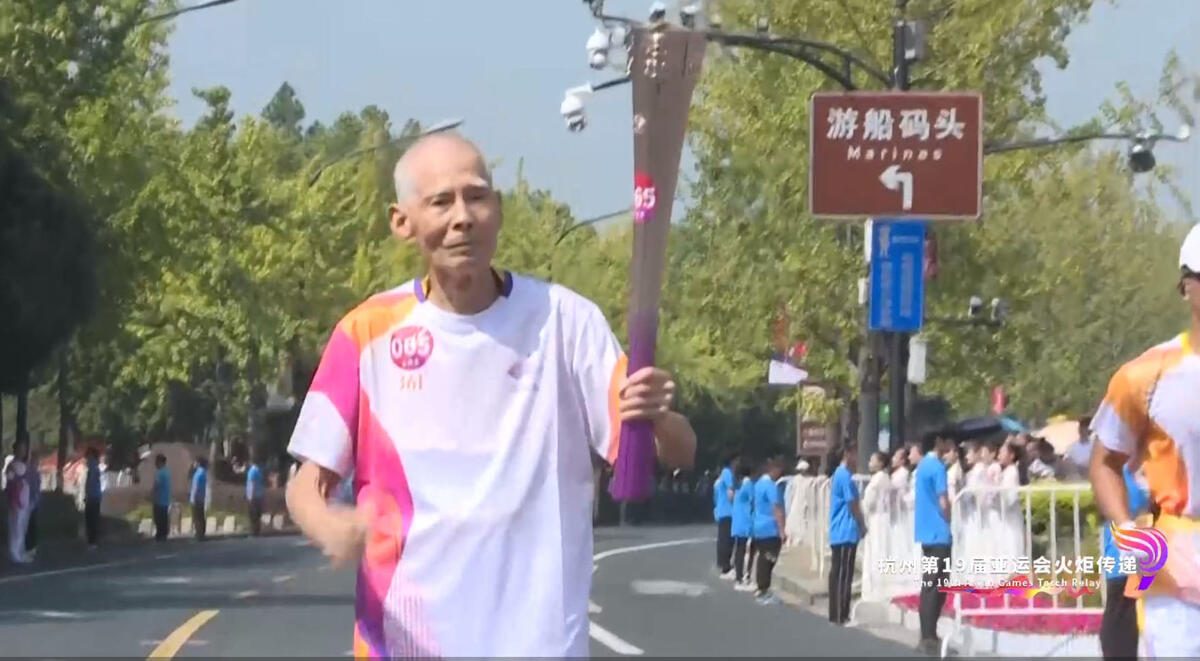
[393,132,492,206]
[387,131,502,277]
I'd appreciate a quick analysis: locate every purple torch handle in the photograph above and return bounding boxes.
[608,310,658,502]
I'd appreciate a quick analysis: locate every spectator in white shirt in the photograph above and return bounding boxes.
[1027,438,1063,481]
[1064,417,1093,479]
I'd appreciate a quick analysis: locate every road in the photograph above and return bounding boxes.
[0,526,915,657]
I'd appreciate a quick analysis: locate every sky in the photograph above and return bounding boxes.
[165,0,1200,223]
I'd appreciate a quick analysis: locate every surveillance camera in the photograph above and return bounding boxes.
[586,27,611,70]
[1128,141,1156,174]
[561,93,587,132]
[680,3,699,28]
[755,15,769,34]
[967,295,984,318]
[1178,125,1192,142]
[649,1,667,22]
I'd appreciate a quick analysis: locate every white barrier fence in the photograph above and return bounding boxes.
[785,473,1102,655]
[944,482,1102,657]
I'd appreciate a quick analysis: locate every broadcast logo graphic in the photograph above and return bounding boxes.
[1111,523,1169,590]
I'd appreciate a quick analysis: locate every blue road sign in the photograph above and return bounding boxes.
[869,219,926,332]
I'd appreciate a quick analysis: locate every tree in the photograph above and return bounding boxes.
[0,135,97,393]
[671,0,1193,438]
[262,82,306,137]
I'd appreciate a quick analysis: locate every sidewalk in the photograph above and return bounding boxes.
[773,544,932,653]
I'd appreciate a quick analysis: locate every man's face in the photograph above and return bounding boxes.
[937,438,954,457]
[390,138,501,275]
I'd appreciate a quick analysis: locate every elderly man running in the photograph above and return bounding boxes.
[287,133,696,658]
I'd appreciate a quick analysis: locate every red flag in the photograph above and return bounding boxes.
[789,342,808,364]
[991,386,1007,414]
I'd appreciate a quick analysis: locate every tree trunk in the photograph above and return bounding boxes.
[56,347,70,492]
[15,381,29,443]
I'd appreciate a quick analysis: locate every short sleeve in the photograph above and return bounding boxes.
[1091,365,1146,458]
[845,473,860,502]
[287,324,360,479]
[572,301,628,464]
[932,464,948,496]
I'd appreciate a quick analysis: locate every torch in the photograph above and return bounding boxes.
[607,21,706,501]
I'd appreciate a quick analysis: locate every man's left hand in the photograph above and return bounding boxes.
[618,367,675,422]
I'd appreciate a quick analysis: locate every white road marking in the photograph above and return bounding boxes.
[234,590,259,599]
[295,540,311,547]
[27,610,83,619]
[630,579,708,597]
[272,574,295,583]
[592,537,710,562]
[586,537,711,655]
[588,600,602,613]
[155,554,178,560]
[589,621,644,655]
[0,557,158,585]
[147,576,192,585]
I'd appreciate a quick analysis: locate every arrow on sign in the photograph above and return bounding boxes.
[879,165,913,210]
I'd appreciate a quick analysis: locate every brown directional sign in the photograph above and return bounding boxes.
[809,91,983,220]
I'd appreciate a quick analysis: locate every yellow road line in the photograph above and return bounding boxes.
[147,609,219,659]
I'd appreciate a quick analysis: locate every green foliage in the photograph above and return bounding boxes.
[262,82,306,137]
[2,0,1198,470]
[679,0,1198,447]
[1022,487,1103,607]
[1025,487,1099,558]
[0,134,97,392]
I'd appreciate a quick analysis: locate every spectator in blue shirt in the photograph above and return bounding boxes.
[751,456,787,603]
[190,457,208,541]
[913,431,955,654]
[152,454,171,541]
[828,445,866,625]
[84,447,103,549]
[247,452,266,536]
[1099,465,1150,660]
[731,463,756,590]
[713,451,738,579]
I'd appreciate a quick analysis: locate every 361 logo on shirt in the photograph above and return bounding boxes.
[390,326,434,371]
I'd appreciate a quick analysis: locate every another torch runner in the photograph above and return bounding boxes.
[608,21,706,501]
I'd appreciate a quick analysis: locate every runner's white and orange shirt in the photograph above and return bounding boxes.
[1092,330,1200,635]
[288,272,628,658]
[1092,333,1200,519]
